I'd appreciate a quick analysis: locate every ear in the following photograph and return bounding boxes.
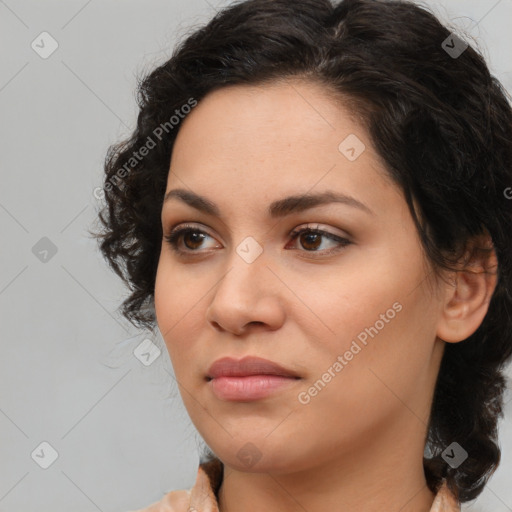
[436,232,498,343]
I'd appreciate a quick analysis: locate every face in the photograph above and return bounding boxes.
[154,79,446,474]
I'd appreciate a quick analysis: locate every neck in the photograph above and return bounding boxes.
[217,418,435,512]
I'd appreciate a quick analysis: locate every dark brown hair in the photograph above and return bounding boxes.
[91,0,512,503]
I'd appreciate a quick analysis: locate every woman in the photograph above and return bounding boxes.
[92,0,512,511]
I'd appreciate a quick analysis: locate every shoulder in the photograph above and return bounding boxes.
[126,488,191,512]
[430,480,461,512]
[127,456,223,512]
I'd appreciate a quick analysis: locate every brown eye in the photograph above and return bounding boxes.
[182,230,206,250]
[164,224,221,255]
[287,226,352,255]
[299,231,322,250]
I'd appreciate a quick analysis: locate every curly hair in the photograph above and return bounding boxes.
[91,0,512,503]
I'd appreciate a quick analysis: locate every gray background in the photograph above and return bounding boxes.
[1,1,511,511]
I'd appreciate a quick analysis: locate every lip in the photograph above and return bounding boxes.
[207,356,300,379]
[206,356,301,401]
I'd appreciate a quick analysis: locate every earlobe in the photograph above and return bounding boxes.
[436,234,498,344]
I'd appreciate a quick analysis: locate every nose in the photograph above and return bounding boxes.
[205,246,286,336]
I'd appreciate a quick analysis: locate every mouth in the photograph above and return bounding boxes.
[206,356,301,401]
[206,355,301,379]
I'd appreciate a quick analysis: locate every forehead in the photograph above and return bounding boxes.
[167,79,398,216]
[173,79,354,155]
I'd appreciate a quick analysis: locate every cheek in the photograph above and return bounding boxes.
[154,257,211,371]
[296,296,436,448]
[305,242,435,373]
[155,253,199,321]
[154,260,177,335]
[154,260,190,353]
[315,276,438,417]
[304,259,406,342]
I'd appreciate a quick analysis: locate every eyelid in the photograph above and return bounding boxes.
[286,224,352,256]
[288,223,350,241]
[164,222,222,252]
[163,221,352,257]
[166,222,216,240]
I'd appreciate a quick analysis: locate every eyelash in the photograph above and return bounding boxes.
[163,223,351,258]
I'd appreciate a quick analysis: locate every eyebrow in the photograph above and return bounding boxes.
[163,188,374,217]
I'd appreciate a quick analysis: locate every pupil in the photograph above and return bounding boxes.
[185,231,203,249]
[302,232,321,250]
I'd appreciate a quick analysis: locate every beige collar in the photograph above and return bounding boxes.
[132,458,461,512]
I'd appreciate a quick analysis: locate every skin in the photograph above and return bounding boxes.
[154,79,497,512]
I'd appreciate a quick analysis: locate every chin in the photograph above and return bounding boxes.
[208,435,305,473]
